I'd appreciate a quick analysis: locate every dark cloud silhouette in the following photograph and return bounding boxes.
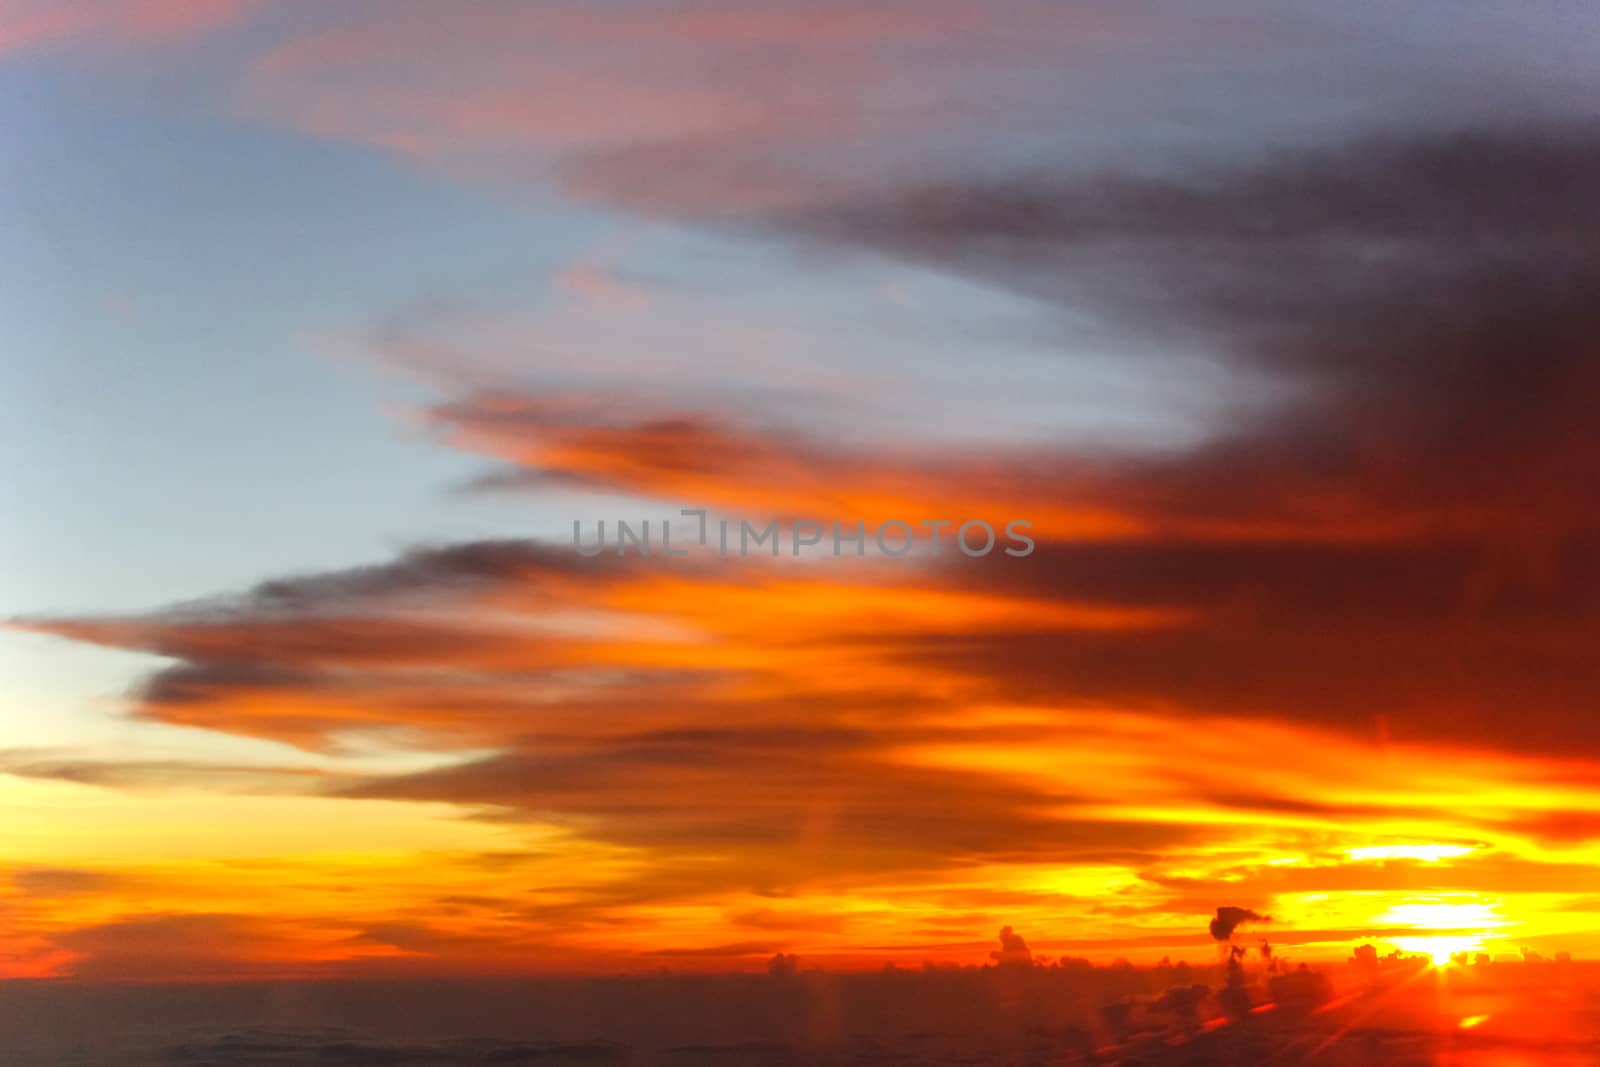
[210,539,614,613]
[989,925,1032,966]
[1209,906,1270,941]
[384,159,1600,751]
[646,942,784,959]
[341,725,1200,879]
[5,540,719,748]
[813,124,1600,532]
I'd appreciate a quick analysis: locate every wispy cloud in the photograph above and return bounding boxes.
[0,0,252,53]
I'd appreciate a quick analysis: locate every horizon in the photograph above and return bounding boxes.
[5,947,1598,1064]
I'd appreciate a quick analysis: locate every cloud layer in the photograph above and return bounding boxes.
[7,2,1600,979]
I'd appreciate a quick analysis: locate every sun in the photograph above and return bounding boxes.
[1380,899,1503,965]
[1391,934,1485,967]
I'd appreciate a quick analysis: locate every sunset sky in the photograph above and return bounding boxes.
[5,0,1600,983]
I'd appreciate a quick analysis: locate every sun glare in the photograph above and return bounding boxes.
[1391,935,1486,966]
[1346,844,1475,863]
[1379,901,1501,929]
[1381,900,1503,965]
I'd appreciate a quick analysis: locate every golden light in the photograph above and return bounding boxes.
[1381,899,1503,965]
[1346,844,1475,863]
[1387,934,1485,967]
[1379,901,1501,930]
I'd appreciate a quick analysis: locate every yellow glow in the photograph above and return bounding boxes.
[1346,844,1475,863]
[1393,935,1483,966]
[1378,901,1503,930]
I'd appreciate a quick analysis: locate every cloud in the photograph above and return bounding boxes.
[811,125,1600,538]
[1500,811,1600,847]
[0,0,251,53]
[338,723,1204,883]
[7,867,122,898]
[646,941,784,959]
[1208,906,1269,941]
[234,3,1600,229]
[413,380,1600,755]
[728,908,845,934]
[767,125,1600,754]
[428,392,1138,536]
[14,431,1600,959]
[51,913,336,981]
[241,0,1135,216]
[7,541,653,746]
[0,749,334,794]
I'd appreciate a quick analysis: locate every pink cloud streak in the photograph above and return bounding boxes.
[0,0,250,53]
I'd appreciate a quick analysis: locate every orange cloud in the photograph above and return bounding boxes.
[12,509,1600,975]
[433,392,1139,538]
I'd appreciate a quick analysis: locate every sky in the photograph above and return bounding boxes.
[3,0,1600,982]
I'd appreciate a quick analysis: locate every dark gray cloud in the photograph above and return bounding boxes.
[769,125,1600,754]
[812,124,1600,537]
[341,724,1201,880]
[1209,906,1269,941]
